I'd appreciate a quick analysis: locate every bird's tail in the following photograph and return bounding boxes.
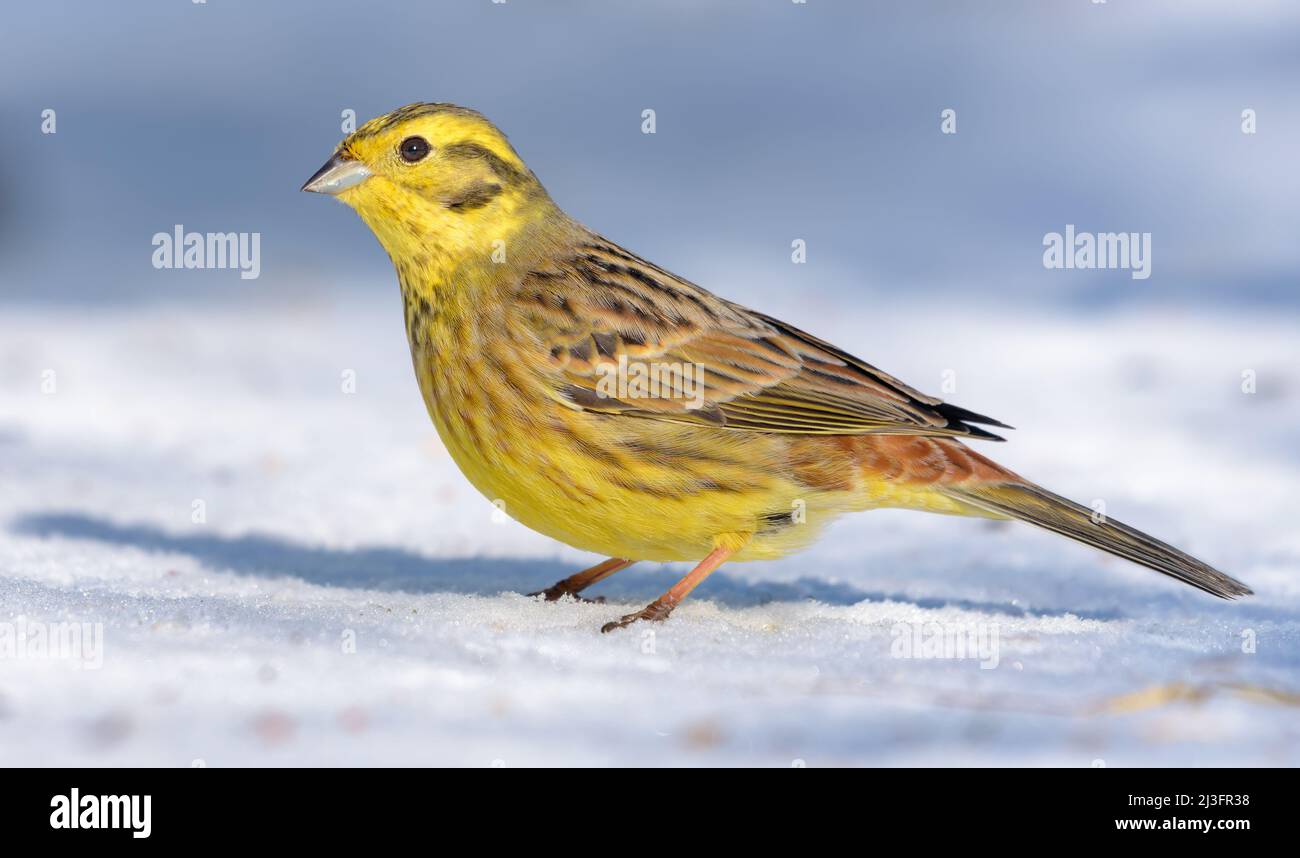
[940,480,1252,599]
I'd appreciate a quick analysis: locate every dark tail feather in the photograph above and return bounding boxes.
[944,482,1252,599]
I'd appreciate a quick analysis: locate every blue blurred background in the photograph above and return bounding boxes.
[1,0,1296,309]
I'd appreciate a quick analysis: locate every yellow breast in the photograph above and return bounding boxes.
[405,323,852,562]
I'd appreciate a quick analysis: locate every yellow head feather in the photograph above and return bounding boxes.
[326,103,556,304]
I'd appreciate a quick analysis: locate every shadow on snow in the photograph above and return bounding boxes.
[13,510,1129,619]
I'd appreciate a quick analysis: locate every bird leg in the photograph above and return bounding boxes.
[601,545,735,633]
[530,557,635,603]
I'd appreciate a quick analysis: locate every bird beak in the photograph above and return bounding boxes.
[301,152,372,195]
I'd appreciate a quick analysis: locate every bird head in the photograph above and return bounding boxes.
[302,103,549,262]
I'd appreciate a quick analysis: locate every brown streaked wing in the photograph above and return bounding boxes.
[512,233,1011,441]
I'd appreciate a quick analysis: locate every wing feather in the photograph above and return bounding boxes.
[513,235,1011,441]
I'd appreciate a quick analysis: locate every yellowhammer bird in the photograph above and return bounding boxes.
[302,103,1251,632]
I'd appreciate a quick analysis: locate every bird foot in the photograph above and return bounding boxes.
[600,600,675,633]
[528,586,605,604]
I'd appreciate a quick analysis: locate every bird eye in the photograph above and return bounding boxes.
[399,136,431,163]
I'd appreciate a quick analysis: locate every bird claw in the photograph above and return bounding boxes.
[600,601,674,633]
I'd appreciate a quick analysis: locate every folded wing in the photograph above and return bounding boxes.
[515,235,1011,441]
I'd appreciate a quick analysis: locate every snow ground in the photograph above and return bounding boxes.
[1,294,1298,767]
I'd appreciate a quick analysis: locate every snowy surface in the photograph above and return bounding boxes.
[1,294,1298,767]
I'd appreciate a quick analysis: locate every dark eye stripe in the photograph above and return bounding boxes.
[441,141,528,185]
[445,182,502,211]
